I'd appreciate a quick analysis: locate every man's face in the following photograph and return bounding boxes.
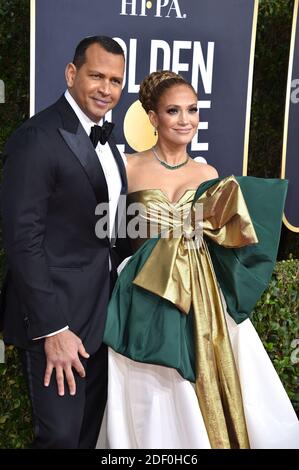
[65,43,125,122]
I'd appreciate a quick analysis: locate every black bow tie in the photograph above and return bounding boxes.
[89,121,115,147]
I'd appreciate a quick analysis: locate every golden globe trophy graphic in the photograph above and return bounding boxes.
[123,99,157,152]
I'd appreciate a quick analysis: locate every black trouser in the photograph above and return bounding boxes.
[20,342,108,449]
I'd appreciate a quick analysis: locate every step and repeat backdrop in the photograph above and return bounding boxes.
[282,0,299,233]
[30,0,258,177]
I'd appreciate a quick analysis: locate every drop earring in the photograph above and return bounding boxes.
[154,128,157,136]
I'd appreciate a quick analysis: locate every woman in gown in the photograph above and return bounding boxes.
[102,71,299,449]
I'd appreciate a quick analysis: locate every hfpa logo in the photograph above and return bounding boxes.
[120,0,187,19]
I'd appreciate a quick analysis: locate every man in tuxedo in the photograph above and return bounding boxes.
[1,36,127,448]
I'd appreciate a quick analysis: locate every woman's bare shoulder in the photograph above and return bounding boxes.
[203,164,219,179]
[190,158,219,179]
[125,151,151,166]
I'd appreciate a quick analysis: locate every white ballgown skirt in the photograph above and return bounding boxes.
[97,259,299,449]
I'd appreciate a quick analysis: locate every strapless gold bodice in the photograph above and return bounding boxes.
[127,188,196,206]
[127,189,196,252]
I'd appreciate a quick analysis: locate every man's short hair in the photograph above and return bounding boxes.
[73,36,125,69]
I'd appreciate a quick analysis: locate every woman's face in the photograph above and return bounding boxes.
[150,84,199,146]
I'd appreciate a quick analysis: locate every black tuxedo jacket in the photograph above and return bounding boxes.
[0,95,127,353]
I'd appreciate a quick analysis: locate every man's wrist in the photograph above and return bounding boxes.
[32,325,69,341]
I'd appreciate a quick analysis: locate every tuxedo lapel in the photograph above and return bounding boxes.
[108,134,128,194]
[59,125,109,204]
[57,96,109,204]
[106,134,128,246]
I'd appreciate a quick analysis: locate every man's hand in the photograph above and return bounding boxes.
[44,330,89,396]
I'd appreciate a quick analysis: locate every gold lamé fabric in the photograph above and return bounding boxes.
[129,176,258,449]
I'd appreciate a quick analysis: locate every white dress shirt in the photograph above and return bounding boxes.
[33,90,123,340]
[65,90,122,237]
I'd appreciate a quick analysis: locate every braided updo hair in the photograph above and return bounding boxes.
[139,70,197,113]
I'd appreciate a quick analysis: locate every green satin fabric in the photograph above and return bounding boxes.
[105,225,196,382]
[197,176,288,323]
